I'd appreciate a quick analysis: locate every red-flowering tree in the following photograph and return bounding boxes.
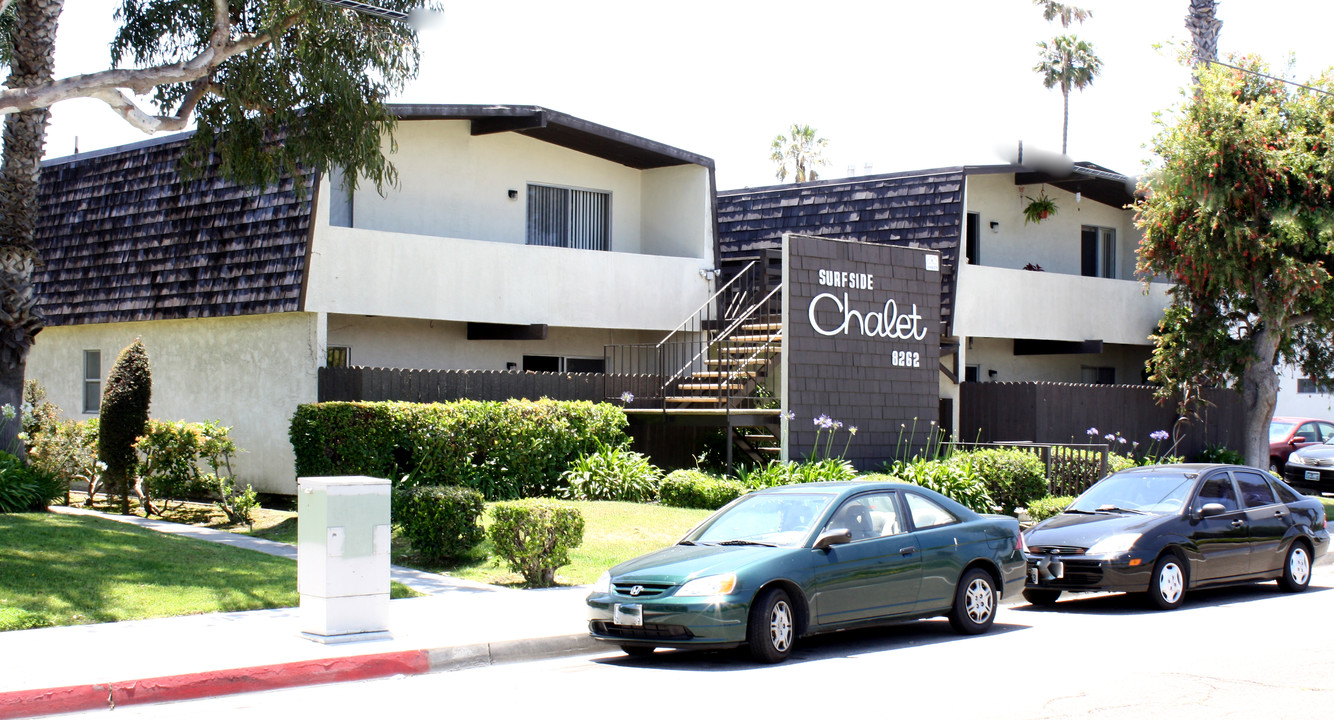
[1135,56,1334,469]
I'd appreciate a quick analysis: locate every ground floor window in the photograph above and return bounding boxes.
[1081,366,1115,385]
[522,355,606,373]
[83,350,101,414]
[327,346,351,368]
[1297,377,1332,394]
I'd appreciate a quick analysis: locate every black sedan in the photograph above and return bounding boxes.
[1023,464,1328,610]
[1283,438,1334,495]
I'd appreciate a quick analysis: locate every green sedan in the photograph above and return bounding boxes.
[586,481,1025,663]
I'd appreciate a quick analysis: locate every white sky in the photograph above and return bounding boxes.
[41,0,1334,190]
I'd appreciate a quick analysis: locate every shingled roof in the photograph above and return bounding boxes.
[35,134,314,327]
[717,168,965,335]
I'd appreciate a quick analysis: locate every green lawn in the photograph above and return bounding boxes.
[1319,496,1334,522]
[0,512,416,632]
[394,500,713,587]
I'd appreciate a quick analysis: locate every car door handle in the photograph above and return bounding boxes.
[1231,519,1245,528]
[1273,510,1285,518]
[899,546,917,556]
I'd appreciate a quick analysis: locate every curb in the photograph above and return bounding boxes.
[0,635,601,719]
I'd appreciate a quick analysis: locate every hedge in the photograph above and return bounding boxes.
[290,399,628,500]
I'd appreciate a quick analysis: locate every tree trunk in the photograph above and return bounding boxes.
[1239,328,1282,470]
[1186,0,1222,68]
[1061,87,1070,155]
[0,0,63,455]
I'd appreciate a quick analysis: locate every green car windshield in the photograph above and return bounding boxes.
[1068,471,1195,515]
[685,492,837,548]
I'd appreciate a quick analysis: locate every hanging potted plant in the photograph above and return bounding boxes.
[1023,188,1058,225]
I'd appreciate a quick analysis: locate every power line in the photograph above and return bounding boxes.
[1203,58,1334,98]
[313,0,408,21]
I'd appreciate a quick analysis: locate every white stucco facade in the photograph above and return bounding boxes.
[27,313,320,494]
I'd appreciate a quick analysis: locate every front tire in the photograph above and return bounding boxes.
[1278,541,1312,593]
[1147,553,1186,610]
[949,568,997,635]
[1022,588,1062,606]
[747,587,795,663]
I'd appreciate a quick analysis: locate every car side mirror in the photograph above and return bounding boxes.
[814,528,852,550]
[1194,502,1227,520]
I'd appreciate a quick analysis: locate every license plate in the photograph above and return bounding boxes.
[1306,470,1321,481]
[1029,567,1040,584]
[613,603,643,627]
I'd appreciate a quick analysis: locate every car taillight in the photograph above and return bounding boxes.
[1016,531,1027,553]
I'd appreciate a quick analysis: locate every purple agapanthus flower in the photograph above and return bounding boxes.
[1104,434,1116,442]
[1150,430,1170,442]
[620,391,635,403]
[781,410,795,421]
[1086,427,1098,436]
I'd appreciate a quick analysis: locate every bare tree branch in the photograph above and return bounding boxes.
[0,12,302,124]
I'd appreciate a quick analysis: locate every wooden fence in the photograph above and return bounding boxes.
[318,366,661,405]
[959,382,1244,462]
[946,441,1110,498]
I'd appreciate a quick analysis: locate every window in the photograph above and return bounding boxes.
[1193,474,1239,513]
[526,184,610,251]
[1233,471,1277,508]
[1081,226,1116,279]
[964,365,980,383]
[822,492,903,541]
[82,350,101,414]
[965,212,979,265]
[327,346,350,368]
[1297,377,1332,394]
[905,492,958,529]
[522,355,605,373]
[1081,366,1115,385]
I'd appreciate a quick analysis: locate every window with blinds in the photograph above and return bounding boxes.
[526,184,610,251]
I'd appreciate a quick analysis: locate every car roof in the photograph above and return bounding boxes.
[759,480,919,495]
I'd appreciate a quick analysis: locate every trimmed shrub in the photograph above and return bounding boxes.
[489,498,585,587]
[0,451,64,513]
[659,469,748,510]
[98,339,152,513]
[290,399,628,500]
[950,448,1047,516]
[28,418,99,502]
[560,443,662,502]
[886,459,994,514]
[393,485,485,563]
[1026,495,1077,522]
[137,420,212,503]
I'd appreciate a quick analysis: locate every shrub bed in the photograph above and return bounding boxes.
[659,469,748,510]
[290,399,628,500]
[950,448,1047,516]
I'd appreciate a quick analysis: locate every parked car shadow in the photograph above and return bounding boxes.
[1013,582,1329,616]
[592,619,1030,671]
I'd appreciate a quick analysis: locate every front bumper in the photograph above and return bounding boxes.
[586,592,751,650]
[1023,553,1152,594]
[1283,464,1334,495]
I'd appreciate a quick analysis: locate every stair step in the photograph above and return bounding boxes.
[728,334,781,343]
[717,345,775,355]
[757,447,782,453]
[690,371,758,378]
[677,383,745,391]
[742,434,777,442]
[666,397,728,404]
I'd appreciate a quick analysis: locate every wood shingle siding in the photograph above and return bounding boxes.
[35,135,314,327]
[717,168,964,334]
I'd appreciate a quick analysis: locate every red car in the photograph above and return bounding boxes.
[1270,417,1334,473]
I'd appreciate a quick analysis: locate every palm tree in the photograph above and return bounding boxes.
[1034,35,1102,155]
[1186,0,1222,71]
[0,0,62,452]
[1033,0,1091,28]
[770,124,829,184]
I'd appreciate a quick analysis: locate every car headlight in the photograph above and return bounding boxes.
[1288,454,1306,466]
[676,573,738,597]
[1088,533,1139,556]
[591,571,612,595]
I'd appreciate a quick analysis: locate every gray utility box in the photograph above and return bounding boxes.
[297,476,392,644]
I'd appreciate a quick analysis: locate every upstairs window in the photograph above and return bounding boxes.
[527,184,610,251]
[1081,226,1116,279]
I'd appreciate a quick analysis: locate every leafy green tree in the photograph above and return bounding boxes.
[98,339,151,515]
[769,123,829,183]
[1134,56,1334,469]
[1034,35,1102,155]
[0,0,433,452]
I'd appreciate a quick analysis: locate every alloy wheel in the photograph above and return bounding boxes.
[769,600,793,652]
[964,577,994,623]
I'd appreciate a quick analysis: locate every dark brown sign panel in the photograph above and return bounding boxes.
[782,234,942,469]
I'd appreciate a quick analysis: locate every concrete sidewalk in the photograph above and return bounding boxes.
[1,507,603,719]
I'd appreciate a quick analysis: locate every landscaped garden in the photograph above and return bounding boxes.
[4,382,1326,632]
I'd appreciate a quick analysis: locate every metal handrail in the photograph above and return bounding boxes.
[656,260,757,349]
[665,283,783,385]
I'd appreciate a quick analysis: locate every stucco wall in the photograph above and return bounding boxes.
[959,337,1151,385]
[332,119,713,260]
[27,313,320,495]
[327,316,658,370]
[964,173,1140,279]
[1276,364,1334,418]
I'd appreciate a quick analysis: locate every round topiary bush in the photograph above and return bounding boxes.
[488,498,584,587]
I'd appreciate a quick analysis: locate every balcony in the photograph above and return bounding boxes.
[953,264,1172,345]
[303,225,714,331]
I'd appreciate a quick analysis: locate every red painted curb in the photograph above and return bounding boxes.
[0,650,432,719]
